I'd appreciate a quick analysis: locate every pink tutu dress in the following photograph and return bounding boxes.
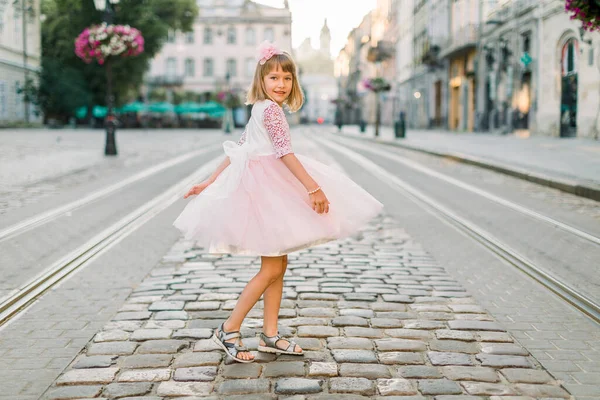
[173,100,383,256]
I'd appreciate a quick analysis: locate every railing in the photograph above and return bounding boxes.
[440,24,478,57]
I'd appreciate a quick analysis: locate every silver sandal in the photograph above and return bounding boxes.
[257,332,304,355]
[212,322,255,363]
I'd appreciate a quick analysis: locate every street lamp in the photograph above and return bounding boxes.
[93,0,120,156]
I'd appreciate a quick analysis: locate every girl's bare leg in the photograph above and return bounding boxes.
[219,256,286,361]
[260,255,302,353]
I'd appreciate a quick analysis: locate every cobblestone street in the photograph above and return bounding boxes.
[42,215,572,400]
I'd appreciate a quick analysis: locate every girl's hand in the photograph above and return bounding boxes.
[184,180,212,198]
[310,189,330,214]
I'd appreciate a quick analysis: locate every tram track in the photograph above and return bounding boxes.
[0,155,222,328]
[316,135,600,324]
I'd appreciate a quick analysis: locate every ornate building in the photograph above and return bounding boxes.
[0,0,41,125]
[146,0,292,101]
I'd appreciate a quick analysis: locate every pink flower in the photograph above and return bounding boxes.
[257,40,283,65]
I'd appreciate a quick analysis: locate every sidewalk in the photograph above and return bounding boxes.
[41,215,571,399]
[335,125,600,201]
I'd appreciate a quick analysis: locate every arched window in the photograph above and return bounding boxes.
[245,27,256,45]
[227,27,236,44]
[561,38,579,76]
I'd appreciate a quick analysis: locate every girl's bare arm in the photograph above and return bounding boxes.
[280,153,318,190]
[207,157,231,183]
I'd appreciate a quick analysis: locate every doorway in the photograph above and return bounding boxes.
[560,38,578,138]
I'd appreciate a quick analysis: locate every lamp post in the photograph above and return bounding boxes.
[223,71,233,134]
[93,0,119,156]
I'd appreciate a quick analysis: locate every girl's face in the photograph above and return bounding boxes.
[264,65,293,106]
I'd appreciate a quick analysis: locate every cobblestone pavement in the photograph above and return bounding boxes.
[42,215,572,400]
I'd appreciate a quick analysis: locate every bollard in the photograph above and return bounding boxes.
[359,120,366,133]
[395,112,406,138]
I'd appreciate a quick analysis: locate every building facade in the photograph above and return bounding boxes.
[0,0,42,125]
[146,0,292,102]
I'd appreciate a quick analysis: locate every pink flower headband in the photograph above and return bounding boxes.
[258,40,283,65]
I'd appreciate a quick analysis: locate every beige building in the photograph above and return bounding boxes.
[0,0,42,125]
[146,0,292,99]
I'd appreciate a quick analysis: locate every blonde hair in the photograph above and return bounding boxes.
[246,52,304,112]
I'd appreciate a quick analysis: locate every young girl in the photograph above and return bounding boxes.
[173,41,383,363]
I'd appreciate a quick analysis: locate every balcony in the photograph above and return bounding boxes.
[439,24,479,59]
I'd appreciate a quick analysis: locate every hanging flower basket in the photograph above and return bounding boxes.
[362,77,391,93]
[565,0,600,32]
[75,22,144,65]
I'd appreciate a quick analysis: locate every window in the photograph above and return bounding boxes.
[245,27,255,45]
[185,31,195,44]
[203,58,214,77]
[14,81,23,118]
[185,58,195,77]
[264,27,274,42]
[226,59,237,77]
[245,57,255,77]
[166,57,177,77]
[167,30,176,43]
[204,27,213,44]
[227,26,236,44]
[522,32,531,53]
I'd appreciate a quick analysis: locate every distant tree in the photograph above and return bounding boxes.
[37,0,198,118]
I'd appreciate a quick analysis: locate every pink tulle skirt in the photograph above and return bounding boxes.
[173,154,383,256]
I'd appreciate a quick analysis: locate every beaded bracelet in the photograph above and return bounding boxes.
[307,186,321,195]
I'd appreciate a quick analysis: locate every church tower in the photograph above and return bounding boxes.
[319,18,331,58]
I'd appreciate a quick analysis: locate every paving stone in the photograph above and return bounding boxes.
[309,362,338,377]
[174,366,218,381]
[514,384,570,398]
[435,330,475,342]
[398,366,443,379]
[480,343,528,356]
[339,309,375,318]
[222,363,263,378]
[55,368,118,385]
[146,320,186,329]
[299,293,340,301]
[418,379,462,395]
[94,330,131,342]
[385,329,431,340]
[475,354,532,368]
[299,308,338,318]
[403,320,446,330]
[344,327,384,338]
[461,382,517,396]
[72,355,117,369]
[332,350,378,363]
[379,352,424,365]
[448,321,505,332]
[264,361,306,377]
[193,338,221,351]
[327,337,373,350]
[130,328,172,341]
[376,378,418,396]
[332,316,370,327]
[138,339,188,354]
[156,382,213,396]
[173,352,222,367]
[330,377,375,395]
[118,368,171,382]
[120,354,173,368]
[429,340,479,354]
[114,312,153,321]
[172,329,213,339]
[297,326,340,337]
[103,383,152,398]
[294,337,323,350]
[43,385,103,400]
[87,342,138,355]
[375,338,427,352]
[154,311,189,320]
[370,318,403,328]
[218,379,271,395]
[381,295,414,303]
[274,378,324,394]
[427,352,474,366]
[441,366,499,382]
[339,363,392,379]
[185,301,221,310]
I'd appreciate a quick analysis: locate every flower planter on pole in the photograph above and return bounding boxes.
[362,77,391,137]
[75,21,144,155]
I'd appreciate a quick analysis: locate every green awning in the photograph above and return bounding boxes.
[75,106,87,119]
[148,101,175,113]
[119,101,147,113]
[92,105,108,118]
